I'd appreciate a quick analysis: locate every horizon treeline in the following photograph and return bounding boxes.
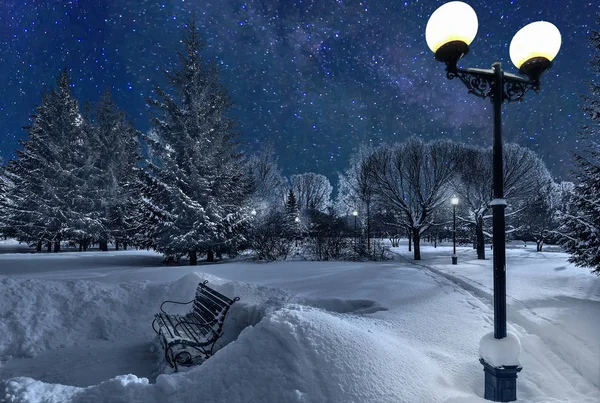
[0,19,598,274]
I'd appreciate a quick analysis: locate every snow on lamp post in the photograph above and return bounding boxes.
[426,2,560,401]
[451,196,459,265]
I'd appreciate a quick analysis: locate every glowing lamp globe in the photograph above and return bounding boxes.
[451,196,459,206]
[426,1,478,66]
[509,21,561,82]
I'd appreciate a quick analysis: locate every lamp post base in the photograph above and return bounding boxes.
[480,358,522,402]
[451,254,458,265]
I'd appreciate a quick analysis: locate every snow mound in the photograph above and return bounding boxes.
[0,272,291,360]
[2,304,448,403]
[0,277,159,358]
[479,332,521,367]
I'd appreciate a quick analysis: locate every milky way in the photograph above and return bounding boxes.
[0,0,597,181]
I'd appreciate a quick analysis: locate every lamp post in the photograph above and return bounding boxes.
[352,210,358,236]
[451,196,459,265]
[294,216,301,247]
[425,2,561,401]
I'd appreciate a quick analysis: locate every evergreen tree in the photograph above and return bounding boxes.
[0,160,14,238]
[90,90,140,251]
[140,19,250,264]
[5,70,83,251]
[284,189,301,238]
[559,19,600,275]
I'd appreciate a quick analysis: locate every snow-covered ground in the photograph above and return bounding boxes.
[0,240,598,403]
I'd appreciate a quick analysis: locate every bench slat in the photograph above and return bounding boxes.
[202,287,235,306]
[154,281,239,369]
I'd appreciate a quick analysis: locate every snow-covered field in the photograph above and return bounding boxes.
[0,239,598,403]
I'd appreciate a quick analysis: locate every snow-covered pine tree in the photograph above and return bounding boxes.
[64,99,103,251]
[284,189,301,239]
[559,19,600,275]
[90,90,141,251]
[140,19,250,264]
[0,159,14,238]
[5,70,84,251]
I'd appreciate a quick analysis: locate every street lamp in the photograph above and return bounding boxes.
[251,209,257,216]
[426,2,560,401]
[352,210,358,234]
[294,216,301,246]
[451,196,459,265]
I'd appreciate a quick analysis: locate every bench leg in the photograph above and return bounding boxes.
[165,344,176,370]
[151,318,160,335]
[174,351,193,366]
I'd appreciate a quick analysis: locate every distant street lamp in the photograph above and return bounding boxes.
[294,216,301,246]
[426,2,561,401]
[251,209,257,216]
[451,196,459,265]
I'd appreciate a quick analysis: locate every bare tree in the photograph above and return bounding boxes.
[336,146,378,250]
[454,145,493,259]
[520,181,572,251]
[290,172,332,212]
[371,137,460,260]
[454,142,553,259]
[246,143,287,210]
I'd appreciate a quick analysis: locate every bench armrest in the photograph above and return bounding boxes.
[160,299,195,314]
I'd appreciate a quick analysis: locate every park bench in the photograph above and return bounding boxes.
[152,280,240,369]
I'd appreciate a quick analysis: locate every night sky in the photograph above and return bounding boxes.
[0,0,597,182]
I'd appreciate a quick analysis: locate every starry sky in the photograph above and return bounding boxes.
[0,0,597,182]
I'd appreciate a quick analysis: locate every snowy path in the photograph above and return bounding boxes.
[391,245,600,397]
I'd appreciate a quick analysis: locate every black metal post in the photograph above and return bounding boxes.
[452,204,458,264]
[442,56,541,403]
[491,62,507,340]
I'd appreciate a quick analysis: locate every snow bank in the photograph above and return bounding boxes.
[0,277,156,358]
[3,305,448,403]
[0,272,294,360]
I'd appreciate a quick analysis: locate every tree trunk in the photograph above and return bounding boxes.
[53,240,61,253]
[536,240,543,252]
[36,240,42,252]
[78,242,83,252]
[47,241,52,252]
[476,216,485,260]
[408,230,412,252]
[189,250,198,265]
[123,242,128,251]
[99,239,108,251]
[83,241,89,251]
[412,228,421,260]
[115,240,119,251]
[207,249,214,262]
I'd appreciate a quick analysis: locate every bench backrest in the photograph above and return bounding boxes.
[192,281,239,331]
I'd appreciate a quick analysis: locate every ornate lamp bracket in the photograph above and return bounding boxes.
[446,65,539,104]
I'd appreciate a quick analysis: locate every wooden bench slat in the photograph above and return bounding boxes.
[192,305,215,323]
[202,288,235,305]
